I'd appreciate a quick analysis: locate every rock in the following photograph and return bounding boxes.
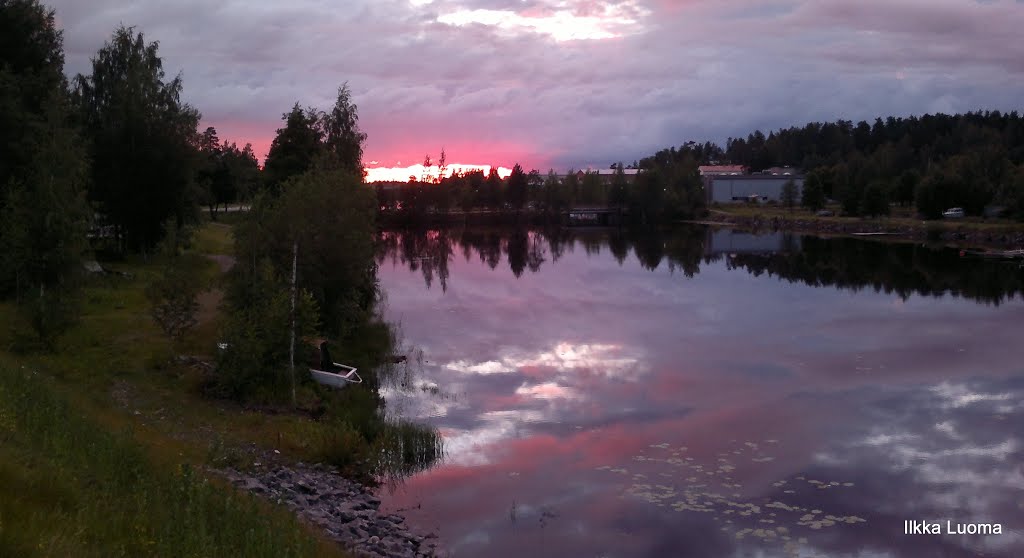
[212,464,439,557]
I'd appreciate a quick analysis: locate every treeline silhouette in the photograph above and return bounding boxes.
[640,111,1024,219]
[376,111,1024,224]
[376,227,1024,305]
[376,160,704,226]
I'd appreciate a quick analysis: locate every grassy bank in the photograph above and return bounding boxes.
[0,365,340,558]
[705,205,1024,249]
[0,217,438,557]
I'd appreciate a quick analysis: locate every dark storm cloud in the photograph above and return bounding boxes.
[45,0,1024,168]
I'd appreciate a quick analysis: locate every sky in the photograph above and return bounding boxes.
[48,0,1024,180]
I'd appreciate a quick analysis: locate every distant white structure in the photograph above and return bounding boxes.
[707,175,804,204]
[698,165,748,176]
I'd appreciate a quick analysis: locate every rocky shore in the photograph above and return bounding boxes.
[218,464,438,558]
[705,214,1024,249]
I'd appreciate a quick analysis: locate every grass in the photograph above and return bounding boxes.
[191,220,235,255]
[0,217,404,558]
[0,365,342,558]
[0,214,447,556]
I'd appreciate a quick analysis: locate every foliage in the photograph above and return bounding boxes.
[505,163,527,213]
[214,259,320,402]
[73,26,202,252]
[915,172,953,219]
[263,104,323,193]
[780,178,798,210]
[631,110,1024,221]
[234,169,377,337]
[0,0,90,347]
[263,84,367,193]
[800,170,826,210]
[0,0,66,204]
[196,126,261,217]
[321,84,367,177]
[861,180,891,217]
[145,226,204,344]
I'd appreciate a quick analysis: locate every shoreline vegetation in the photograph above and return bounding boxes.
[697,207,1024,250]
[1,3,439,556]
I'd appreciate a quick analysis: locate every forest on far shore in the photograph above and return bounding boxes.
[377,111,1024,223]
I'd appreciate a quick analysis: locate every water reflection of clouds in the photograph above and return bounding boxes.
[809,378,1024,556]
[376,232,1024,557]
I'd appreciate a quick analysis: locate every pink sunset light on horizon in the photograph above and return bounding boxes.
[201,121,521,183]
[365,163,513,183]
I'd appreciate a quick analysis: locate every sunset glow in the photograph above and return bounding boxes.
[365,163,513,183]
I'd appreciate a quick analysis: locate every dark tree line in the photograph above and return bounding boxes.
[1,1,265,345]
[375,159,705,225]
[640,112,1024,219]
[197,126,260,220]
[0,0,90,345]
[1,1,377,367]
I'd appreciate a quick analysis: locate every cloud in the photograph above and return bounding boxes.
[46,0,1024,168]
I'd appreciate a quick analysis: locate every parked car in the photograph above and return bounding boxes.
[815,210,834,217]
[942,207,965,218]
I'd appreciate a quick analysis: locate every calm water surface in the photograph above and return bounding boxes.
[374,227,1024,558]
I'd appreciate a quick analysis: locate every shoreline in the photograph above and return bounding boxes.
[691,212,1024,251]
[218,463,439,558]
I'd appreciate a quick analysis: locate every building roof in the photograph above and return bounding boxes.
[710,174,804,180]
[699,165,747,175]
[763,166,799,175]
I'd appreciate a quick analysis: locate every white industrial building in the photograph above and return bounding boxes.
[707,175,804,204]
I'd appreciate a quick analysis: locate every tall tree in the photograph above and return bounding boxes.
[321,83,366,177]
[483,167,503,209]
[74,26,201,252]
[861,180,890,217]
[780,179,798,211]
[0,0,66,204]
[506,163,527,214]
[263,85,368,192]
[800,171,826,211]
[0,0,91,346]
[263,104,322,193]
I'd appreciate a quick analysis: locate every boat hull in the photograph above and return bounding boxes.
[310,365,362,389]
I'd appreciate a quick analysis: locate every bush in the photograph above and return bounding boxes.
[861,181,891,217]
[211,261,319,403]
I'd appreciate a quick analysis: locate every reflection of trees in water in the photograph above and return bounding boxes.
[664,227,707,278]
[507,229,529,277]
[375,229,453,291]
[633,231,665,271]
[608,230,630,265]
[375,228,1024,303]
[725,236,1024,305]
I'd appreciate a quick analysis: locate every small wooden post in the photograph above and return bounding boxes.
[289,241,297,407]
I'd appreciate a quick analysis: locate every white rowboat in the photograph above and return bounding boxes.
[310,363,362,389]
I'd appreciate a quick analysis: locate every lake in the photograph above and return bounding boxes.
[373,227,1024,558]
